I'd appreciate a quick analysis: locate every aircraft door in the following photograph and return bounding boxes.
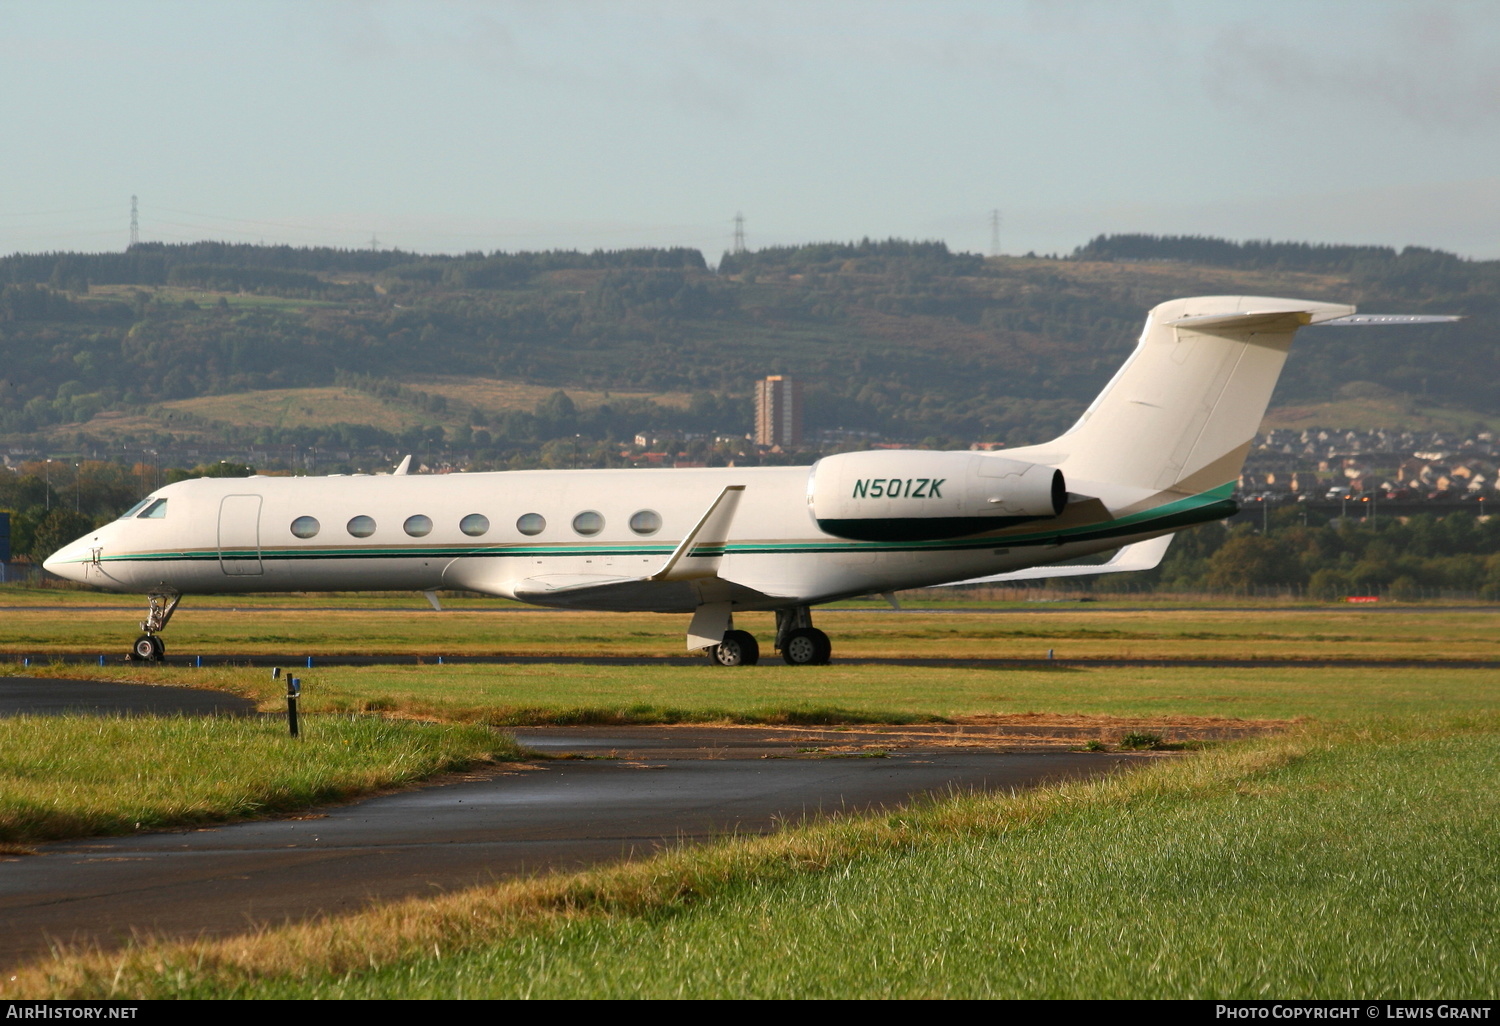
[218,495,264,576]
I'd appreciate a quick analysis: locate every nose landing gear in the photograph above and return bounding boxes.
[128,589,180,663]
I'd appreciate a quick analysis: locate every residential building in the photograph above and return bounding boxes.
[754,375,803,449]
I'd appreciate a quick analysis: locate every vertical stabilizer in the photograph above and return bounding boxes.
[1052,296,1353,494]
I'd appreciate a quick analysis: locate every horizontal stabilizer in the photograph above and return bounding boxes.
[934,534,1173,587]
[1165,310,1317,331]
[1310,314,1464,326]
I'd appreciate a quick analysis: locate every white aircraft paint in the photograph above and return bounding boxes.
[44,294,1437,664]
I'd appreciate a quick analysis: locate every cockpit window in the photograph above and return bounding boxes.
[137,499,168,519]
[118,498,153,519]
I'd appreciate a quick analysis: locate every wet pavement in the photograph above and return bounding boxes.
[0,724,1149,967]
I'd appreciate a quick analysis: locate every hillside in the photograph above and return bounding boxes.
[2,236,1495,460]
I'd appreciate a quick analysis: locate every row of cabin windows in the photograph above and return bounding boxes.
[286,509,664,541]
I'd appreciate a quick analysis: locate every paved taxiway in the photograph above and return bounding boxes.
[0,679,1154,967]
[0,676,255,717]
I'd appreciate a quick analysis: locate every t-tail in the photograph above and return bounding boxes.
[1040,295,1357,499]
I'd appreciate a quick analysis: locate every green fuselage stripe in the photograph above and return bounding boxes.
[76,485,1237,567]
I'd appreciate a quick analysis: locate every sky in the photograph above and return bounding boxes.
[3,0,1499,261]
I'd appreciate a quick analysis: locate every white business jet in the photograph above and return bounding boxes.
[43,296,1457,665]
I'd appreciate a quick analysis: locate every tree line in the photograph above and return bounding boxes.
[1,236,1497,455]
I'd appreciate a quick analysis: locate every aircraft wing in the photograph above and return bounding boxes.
[934,534,1174,587]
[504,485,783,615]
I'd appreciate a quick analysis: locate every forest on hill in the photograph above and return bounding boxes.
[0,234,1496,457]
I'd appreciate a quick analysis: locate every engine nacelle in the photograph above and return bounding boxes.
[809,450,1066,541]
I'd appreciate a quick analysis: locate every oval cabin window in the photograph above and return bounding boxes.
[290,516,320,539]
[516,513,546,536]
[572,511,604,536]
[460,513,489,537]
[629,510,662,535]
[404,514,433,537]
[347,515,376,538]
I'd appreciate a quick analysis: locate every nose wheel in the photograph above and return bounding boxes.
[127,589,179,663]
[132,635,165,662]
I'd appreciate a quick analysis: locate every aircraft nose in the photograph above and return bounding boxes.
[43,542,88,582]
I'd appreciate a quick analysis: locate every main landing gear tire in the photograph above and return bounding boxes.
[711,630,760,667]
[131,635,164,662]
[781,627,832,666]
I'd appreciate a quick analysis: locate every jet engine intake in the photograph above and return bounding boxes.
[809,450,1065,542]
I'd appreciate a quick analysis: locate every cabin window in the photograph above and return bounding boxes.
[118,498,152,519]
[404,514,433,537]
[572,511,604,536]
[629,510,662,536]
[516,513,546,536]
[138,499,168,519]
[347,515,376,538]
[460,513,489,537]
[290,516,320,539]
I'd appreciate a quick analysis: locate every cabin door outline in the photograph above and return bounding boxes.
[218,494,264,576]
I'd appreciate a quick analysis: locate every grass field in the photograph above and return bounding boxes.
[12,660,1497,726]
[9,715,1496,998]
[53,374,698,444]
[0,716,520,847]
[411,374,694,412]
[4,595,1496,997]
[1263,394,1500,434]
[4,595,1497,663]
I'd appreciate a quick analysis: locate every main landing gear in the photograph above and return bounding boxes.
[129,589,180,663]
[775,606,831,666]
[705,607,832,667]
[710,629,760,667]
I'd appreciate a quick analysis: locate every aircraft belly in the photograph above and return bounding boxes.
[105,556,221,593]
[269,557,444,592]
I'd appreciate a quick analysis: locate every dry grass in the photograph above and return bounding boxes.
[411,375,695,411]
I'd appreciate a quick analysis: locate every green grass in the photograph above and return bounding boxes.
[4,600,1498,662]
[14,715,1498,998]
[4,599,1496,996]
[332,719,1500,999]
[0,715,522,845]
[12,661,1498,725]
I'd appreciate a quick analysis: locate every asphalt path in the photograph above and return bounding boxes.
[0,716,1149,967]
[0,676,255,717]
